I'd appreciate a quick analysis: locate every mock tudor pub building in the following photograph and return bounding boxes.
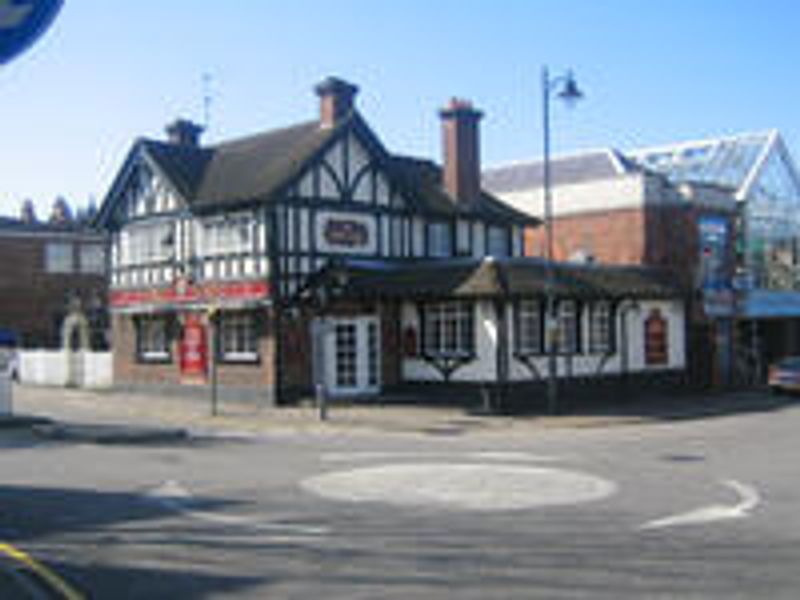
[97,78,687,407]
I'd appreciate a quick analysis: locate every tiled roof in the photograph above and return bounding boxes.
[138,113,535,225]
[315,257,682,301]
[144,119,334,208]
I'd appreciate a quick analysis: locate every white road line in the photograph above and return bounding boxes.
[146,480,330,537]
[640,479,761,531]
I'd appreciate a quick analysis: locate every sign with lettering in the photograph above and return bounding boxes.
[110,280,270,309]
[324,219,369,248]
[316,212,376,255]
[0,0,63,65]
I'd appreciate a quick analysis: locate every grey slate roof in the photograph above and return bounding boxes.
[314,257,683,301]
[483,150,638,194]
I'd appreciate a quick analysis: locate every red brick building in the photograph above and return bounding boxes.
[0,217,107,349]
[484,150,739,386]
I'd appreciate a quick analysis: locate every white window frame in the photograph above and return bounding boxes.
[123,222,173,266]
[427,222,452,258]
[487,226,509,257]
[556,300,580,354]
[219,312,259,362]
[45,242,74,274]
[421,301,474,358]
[202,215,254,257]
[516,299,544,355]
[79,244,106,274]
[588,301,614,354]
[137,316,170,361]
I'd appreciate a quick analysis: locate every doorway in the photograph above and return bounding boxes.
[320,317,381,397]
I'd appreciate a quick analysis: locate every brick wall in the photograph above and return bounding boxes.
[112,308,276,389]
[0,234,106,348]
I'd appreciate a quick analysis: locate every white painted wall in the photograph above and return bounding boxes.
[401,298,686,383]
[19,351,113,389]
[495,174,646,219]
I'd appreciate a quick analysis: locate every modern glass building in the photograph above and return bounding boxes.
[631,130,800,311]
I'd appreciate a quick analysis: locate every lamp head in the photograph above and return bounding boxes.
[557,71,584,107]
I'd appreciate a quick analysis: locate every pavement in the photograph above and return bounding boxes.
[4,383,796,442]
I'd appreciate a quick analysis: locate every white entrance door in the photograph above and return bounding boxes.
[323,317,381,397]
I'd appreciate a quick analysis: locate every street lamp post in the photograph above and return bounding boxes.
[542,66,583,415]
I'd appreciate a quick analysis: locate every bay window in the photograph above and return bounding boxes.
[421,301,474,358]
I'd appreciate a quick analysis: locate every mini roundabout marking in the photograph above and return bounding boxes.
[301,463,617,512]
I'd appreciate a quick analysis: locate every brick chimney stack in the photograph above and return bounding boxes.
[440,98,484,207]
[166,119,204,147]
[315,77,359,129]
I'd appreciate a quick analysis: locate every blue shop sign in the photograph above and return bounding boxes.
[0,0,63,65]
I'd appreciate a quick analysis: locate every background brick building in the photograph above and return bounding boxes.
[0,217,108,349]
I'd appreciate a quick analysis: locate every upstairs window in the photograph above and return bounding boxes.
[487,226,510,257]
[421,301,474,358]
[121,222,173,266]
[202,216,253,256]
[79,244,106,275]
[427,222,452,258]
[45,243,74,274]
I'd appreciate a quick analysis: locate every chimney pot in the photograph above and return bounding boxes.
[315,76,359,128]
[166,119,204,147]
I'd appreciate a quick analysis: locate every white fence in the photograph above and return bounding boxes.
[19,350,113,389]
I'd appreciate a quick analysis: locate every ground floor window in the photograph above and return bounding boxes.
[219,311,259,362]
[589,301,615,354]
[556,300,580,354]
[136,315,170,362]
[421,301,474,358]
[516,299,544,355]
[645,308,669,365]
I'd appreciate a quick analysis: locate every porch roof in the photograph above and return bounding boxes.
[311,257,684,302]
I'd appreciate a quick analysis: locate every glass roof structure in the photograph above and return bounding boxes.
[629,130,800,203]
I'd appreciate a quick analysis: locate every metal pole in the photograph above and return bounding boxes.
[542,66,558,415]
[210,313,219,416]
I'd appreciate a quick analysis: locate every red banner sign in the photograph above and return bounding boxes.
[111,279,269,308]
[179,314,207,380]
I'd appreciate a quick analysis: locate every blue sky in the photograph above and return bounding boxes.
[1,0,798,217]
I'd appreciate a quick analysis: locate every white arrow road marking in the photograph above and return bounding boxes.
[146,480,330,538]
[640,479,761,530]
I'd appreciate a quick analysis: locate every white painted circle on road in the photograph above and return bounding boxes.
[302,463,616,512]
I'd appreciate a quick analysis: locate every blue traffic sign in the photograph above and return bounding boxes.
[0,0,62,65]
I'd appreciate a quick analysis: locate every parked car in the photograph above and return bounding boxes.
[768,356,800,394]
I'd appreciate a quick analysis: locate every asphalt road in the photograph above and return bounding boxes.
[1,392,800,598]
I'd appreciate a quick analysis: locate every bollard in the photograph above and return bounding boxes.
[315,383,328,421]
